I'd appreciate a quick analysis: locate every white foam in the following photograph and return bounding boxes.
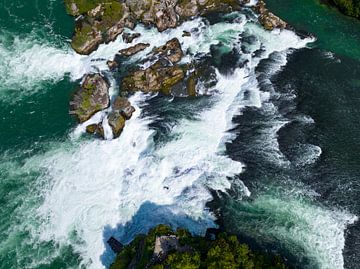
[18,12,322,269]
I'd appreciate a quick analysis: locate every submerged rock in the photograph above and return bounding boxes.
[107,111,126,138]
[118,43,150,57]
[122,32,141,43]
[70,73,110,123]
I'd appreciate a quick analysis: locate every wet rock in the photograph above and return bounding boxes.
[86,123,104,137]
[255,0,287,31]
[153,38,183,64]
[175,0,199,18]
[186,71,198,96]
[121,63,185,94]
[122,32,141,43]
[118,43,150,57]
[112,96,136,119]
[70,73,110,123]
[107,111,126,138]
[107,60,118,70]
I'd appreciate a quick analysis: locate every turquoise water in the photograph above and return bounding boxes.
[0,1,359,269]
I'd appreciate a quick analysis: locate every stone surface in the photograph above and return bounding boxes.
[112,96,136,119]
[107,60,118,70]
[121,63,185,94]
[255,0,287,30]
[118,43,150,57]
[65,0,252,55]
[107,111,126,138]
[152,38,183,64]
[70,73,110,123]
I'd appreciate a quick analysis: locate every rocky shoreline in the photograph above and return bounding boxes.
[66,0,287,139]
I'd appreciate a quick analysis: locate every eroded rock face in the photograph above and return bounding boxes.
[118,43,150,57]
[70,73,110,123]
[255,0,287,30]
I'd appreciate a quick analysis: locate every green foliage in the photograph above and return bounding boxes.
[165,251,201,269]
[110,225,288,269]
[331,0,360,18]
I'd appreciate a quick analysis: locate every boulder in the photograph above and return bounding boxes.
[152,38,183,64]
[112,97,136,119]
[70,73,110,123]
[86,123,104,137]
[118,43,150,57]
[107,111,126,138]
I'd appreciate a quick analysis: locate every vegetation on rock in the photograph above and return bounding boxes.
[331,0,360,18]
[110,225,287,269]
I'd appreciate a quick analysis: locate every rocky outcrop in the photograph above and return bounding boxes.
[65,0,249,55]
[66,0,131,54]
[118,43,150,57]
[120,38,200,96]
[84,96,135,138]
[255,0,287,30]
[122,62,186,94]
[152,38,183,64]
[69,73,110,123]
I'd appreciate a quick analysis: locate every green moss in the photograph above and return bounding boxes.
[64,0,104,15]
[72,22,94,50]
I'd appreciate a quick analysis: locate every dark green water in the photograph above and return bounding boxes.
[220,1,360,269]
[0,1,359,269]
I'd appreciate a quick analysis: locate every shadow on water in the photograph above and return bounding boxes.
[100,201,215,268]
